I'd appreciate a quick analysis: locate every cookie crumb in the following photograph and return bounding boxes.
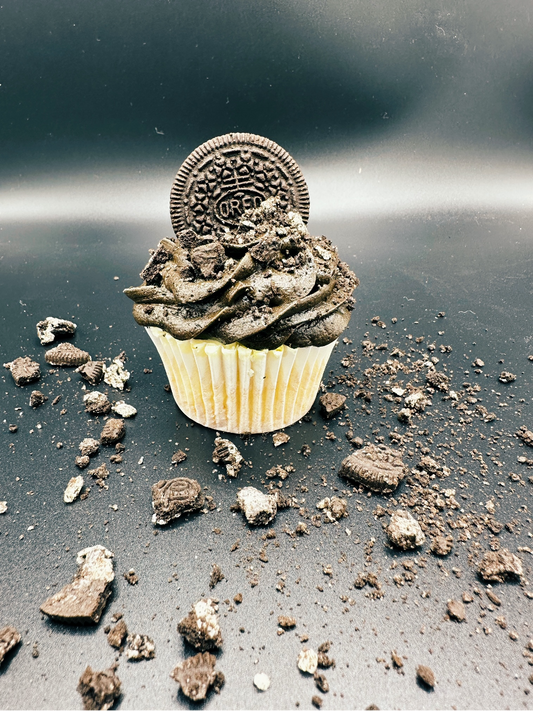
[100,419,125,446]
[212,437,244,477]
[273,432,290,447]
[170,652,224,701]
[151,477,204,526]
[298,648,318,674]
[387,510,426,550]
[339,444,406,493]
[177,598,222,651]
[6,357,41,386]
[478,549,523,582]
[416,664,435,688]
[40,545,114,625]
[0,626,21,665]
[237,487,278,526]
[64,476,84,503]
[209,564,225,589]
[254,672,271,691]
[319,392,346,418]
[126,633,155,661]
[36,317,76,345]
[77,665,121,710]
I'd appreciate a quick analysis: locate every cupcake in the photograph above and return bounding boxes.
[124,133,358,434]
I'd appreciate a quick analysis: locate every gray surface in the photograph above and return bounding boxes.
[1,210,532,710]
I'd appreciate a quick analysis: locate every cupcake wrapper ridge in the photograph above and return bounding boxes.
[146,327,336,434]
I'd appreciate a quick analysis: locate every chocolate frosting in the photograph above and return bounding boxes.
[124,198,358,349]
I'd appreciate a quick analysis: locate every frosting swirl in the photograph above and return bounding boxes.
[124,198,358,349]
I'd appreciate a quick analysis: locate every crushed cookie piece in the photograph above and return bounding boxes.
[254,672,271,691]
[430,535,453,557]
[0,626,21,665]
[416,664,435,688]
[126,633,155,661]
[486,589,501,606]
[111,401,137,418]
[6,356,41,386]
[45,343,90,367]
[425,369,449,392]
[319,392,346,418]
[387,510,426,550]
[447,599,466,622]
[312,695,323,709]
[209,564,225,589]
[80,438,100,457]
[64,476,84,503]
[391,650,403,668]
[298,648,318,674]
[236,487,277,526]
[78,666,121,710]
[478,549,523,582]
[339,444,406,494]
[89,463,109,489]
[151,477,204,525]
[317,496,348,522]
[516,426,533,447]
[76,456,90,470]
[171,450,187,465]
[84,391,111,416]
[40,545,114,624]
[100,419,125,446]
[170,652,224,701]
[103,354,130,390]
[29,390,47,408]
[36,317,76,345]
[76,361,105,386]
[295,522,309,536]
[499,371,516,383]
[278,615,296,629]
[107,619,128,649]
[272,431,290,447]
[314,671,329,692]
[0,502,7,515]
[212,437,244,477]
[177,598,222,651]
[123,569,138,585]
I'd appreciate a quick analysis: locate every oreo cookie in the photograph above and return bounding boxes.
[170,132,310,236]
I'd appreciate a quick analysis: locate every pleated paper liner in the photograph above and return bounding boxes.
[146,326,336,434]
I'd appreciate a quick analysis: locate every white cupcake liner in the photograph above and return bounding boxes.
[146,327,336,434]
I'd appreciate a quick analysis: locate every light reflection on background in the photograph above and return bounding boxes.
[2,143,533,228]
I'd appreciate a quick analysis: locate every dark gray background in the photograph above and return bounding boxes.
[1,2,533,709]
